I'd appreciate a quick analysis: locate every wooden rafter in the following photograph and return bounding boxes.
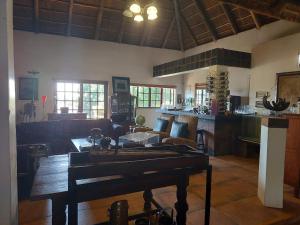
[180,12,200,46]
[220,3,238,34]
[67,0,74,36]
[194,0,218,41]
[250,11,261,29]
[94,0,104,40]
[118,18,126,43]
[173,0,184,51]
[218,0,300,23]
[161,18,175,48]
[34,0,39,33]
[140,23,150,46]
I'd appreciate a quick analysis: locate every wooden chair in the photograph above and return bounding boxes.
[162,115,198,148]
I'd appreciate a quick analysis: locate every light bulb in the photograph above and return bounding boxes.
[123,9,134,18]
[130,3,141,13]
[134,14,144,22]
[147,6,158,15]
[148,13,158,20]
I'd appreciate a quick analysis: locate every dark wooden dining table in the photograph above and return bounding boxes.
[30,148,212,225]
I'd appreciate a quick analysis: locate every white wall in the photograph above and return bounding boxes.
[183,66,250,101]
[0,0,18,224]
[183,20,300,109]
[14,31,184,127]
[250,32,300,108]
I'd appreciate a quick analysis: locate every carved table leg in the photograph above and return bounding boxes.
[204,165,212,225]
[52,197,67,225]
[143,188,153,212]
[175,175,189,225]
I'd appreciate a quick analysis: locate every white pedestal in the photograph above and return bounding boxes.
[258,117,288,208]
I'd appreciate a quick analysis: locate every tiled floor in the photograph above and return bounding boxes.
[19,156,300,225]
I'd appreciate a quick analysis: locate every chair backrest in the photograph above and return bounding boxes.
[159,115,175,134]
[176,115,198,141]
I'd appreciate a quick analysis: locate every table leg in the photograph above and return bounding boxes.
[52,197,67,225]
[175,176,189,225]
[204,165,212,225]
[143,189,153,212]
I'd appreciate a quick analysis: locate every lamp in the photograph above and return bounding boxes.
[124,2,158,22]
[148,13,157,20]
[147,6,157,15]
[130,3,141,13]
[134,14,144,22]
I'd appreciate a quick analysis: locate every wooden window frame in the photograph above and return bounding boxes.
[130,83,176,108]
[54,79,108,119]
[195,83,208,106]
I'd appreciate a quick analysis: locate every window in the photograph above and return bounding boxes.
[55,81,107,119]
[150,87,161,107]
[82,83,106,119]
[162,88,176,106]
[195,84,208,106]
[130,84,176,108]
[56,82,80,113]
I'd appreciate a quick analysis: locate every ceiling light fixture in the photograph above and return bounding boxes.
[124,1,158,22]
[147,6,157,16]
[134,14,144,22]
[148,13,158,21]
[130,3,141,14]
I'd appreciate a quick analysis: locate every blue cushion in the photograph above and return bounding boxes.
[170,121,188,138]
[153,118,169,132]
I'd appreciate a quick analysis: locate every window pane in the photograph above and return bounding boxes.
[65,92,72,100]
[98,94,104,102]
[83,93,89,101]
[65,101,73,109]
[90,93,97,101]
[73,83,80,92]
[57,92,64,100]
[90,84,97,92]
[57,101,64,112]
[65,83,73,92]
[73,93,80,101]
[83,84,90,92]
[73,101,79,111]
[98,110,104,119]
[91,101,97,109]
[98,84,104,92]
[98,102,104,109]
[57,83,64,91]
[83,101,90,109]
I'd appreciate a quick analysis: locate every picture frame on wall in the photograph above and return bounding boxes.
[112,76,130,94]
[19,77,39,100]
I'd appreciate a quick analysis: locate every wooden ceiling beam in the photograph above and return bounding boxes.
[194,0,218,41]
[218,0,300,23]
[66,0,74,36]
[94,0,104,40]
[140,23,150,46]
[118,18,126,43]
[173,0,184,51]
[250,11,261,29]
[220,3,238,34]
[34,0,39,33]
[180,12,200,46]
[162,18,175,48]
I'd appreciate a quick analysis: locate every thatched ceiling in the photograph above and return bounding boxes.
[13,0,300,50]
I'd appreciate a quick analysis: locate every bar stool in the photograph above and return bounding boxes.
[196,129,207,153]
